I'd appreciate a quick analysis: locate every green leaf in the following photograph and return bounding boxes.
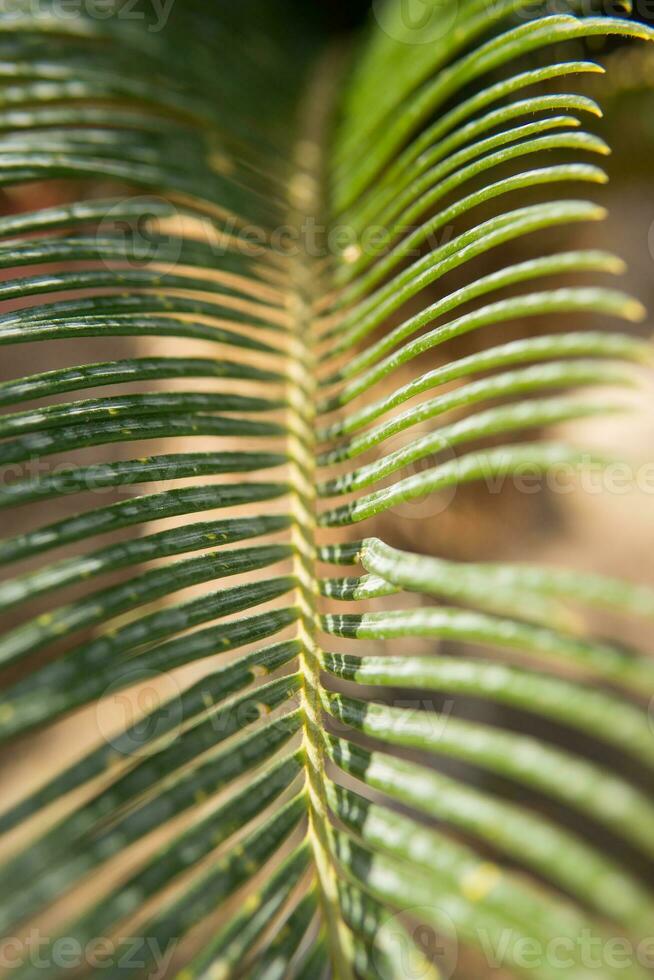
[324,602,654,692]
[327,738,653,935]
[323,652,654,767]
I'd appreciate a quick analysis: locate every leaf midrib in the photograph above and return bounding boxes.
[285,47,356,980]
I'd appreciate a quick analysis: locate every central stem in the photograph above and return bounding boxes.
[285,48,355,980]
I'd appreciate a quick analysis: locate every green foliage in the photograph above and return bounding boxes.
[0,0,653,976]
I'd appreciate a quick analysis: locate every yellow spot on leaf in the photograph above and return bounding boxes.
[208,151,235,176]
[343,244,361,264]
[461,862,501,903]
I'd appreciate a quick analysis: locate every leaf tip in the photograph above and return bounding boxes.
[606,255,627,275]
[590,204,609,221]
[625,299,648,323]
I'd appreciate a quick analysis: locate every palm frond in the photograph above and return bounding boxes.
[0,0,653,977]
